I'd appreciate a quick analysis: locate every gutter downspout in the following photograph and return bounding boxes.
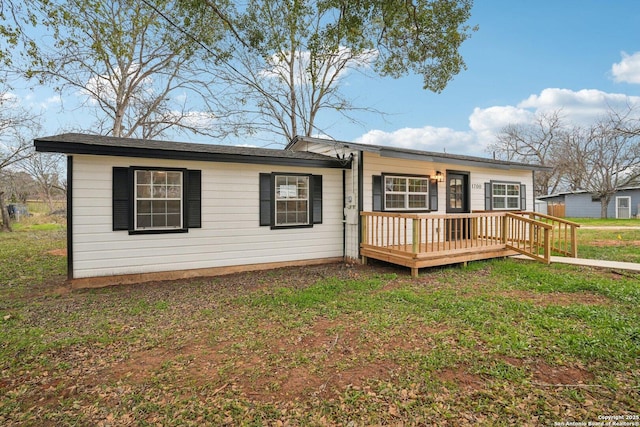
[66,156,73,280]
[357,151,364,260]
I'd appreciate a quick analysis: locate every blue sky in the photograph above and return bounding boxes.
[340,0,640,156]
[17,0,640,157]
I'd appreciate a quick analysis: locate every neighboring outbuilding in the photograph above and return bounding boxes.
[35,133,551,286]
[537,187,640,219]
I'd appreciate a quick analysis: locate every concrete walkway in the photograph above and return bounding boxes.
[512,255,640,272]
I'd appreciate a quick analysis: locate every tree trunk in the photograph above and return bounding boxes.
[0,191,12,232]
[600,196,610,219]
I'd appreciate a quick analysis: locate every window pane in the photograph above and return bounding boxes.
[153,171,167,184]
[137,185,151,198]
[167,185,181,198]
[137,200,151,214]
[167,172,181,185]
[167,200,181,214]
[152,200,166,213]
[153,185,167,198]
[137,214,151,228]
[493,184,506,195]
[507,197,520,209]
[409,195,428,208]
[166,214,181,227]
[493,197,506,209]
[385,177,406,192]
[385,194,405,209]
[507,184,520,196]
[409,178,428,192]
[152,214,166,227]
[136,170,151,184]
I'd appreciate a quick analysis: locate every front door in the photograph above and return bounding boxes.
[616,196,631,219]
[446,172,470,240]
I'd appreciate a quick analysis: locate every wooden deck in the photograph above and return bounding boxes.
[360,211,579,277]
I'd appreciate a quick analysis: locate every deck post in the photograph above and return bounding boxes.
[501,214,508,244]
[543,228,551,263]
[361,213,368,246]
[411,267,419,278]
[571,225,578,257]
[412,218,420,255]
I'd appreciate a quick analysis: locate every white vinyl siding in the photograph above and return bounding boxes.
[361,151,533,213]
[71,155,344,279]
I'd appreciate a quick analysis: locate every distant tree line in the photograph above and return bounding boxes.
[491,109,640,218]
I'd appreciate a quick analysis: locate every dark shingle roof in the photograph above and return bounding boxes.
[34,133,350,169]
[288,135,551,171]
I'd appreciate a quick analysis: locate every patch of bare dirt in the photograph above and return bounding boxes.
[532,360,594,385]
[46,248,67,256]
[436,366,484,391]
[498,290,611,306]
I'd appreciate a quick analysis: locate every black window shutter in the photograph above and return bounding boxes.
[259,173,272,226]
[429,179,438,211]
[186,170,202,228]
[113,167,130,230]
[312,175,323,224]
[372,175,382,211]
[520,184,526,211]
[484,182,492,211]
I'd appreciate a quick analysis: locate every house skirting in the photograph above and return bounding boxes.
[70,257,344,289]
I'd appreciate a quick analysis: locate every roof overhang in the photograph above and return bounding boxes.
[288,135,551,172]
[35,133,351,169]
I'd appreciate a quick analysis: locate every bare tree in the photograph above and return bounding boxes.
[21,152,65,213]
[0,88,39,231]
[175,0,475,144]
[28,0,228,140]
[0,169,37,203]
[491,110,568,196]
[575,118,640,218]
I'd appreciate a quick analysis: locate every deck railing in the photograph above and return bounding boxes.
[524,212,581,257]
[360,211,575,265]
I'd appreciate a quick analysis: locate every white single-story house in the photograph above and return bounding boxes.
[35,133,558,286]
[537,187,640,219]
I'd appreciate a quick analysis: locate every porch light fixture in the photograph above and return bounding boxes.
[434,171,443,182]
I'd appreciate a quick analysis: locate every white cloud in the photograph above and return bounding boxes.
[518,88,640,126]
[611,51,640,84]
[262,46,378,86]
[0,91,18,103]
[355,126,481,155]
[468,105,533,147]
[356,88,640,156]
[174,110,217,129]
[40,95,62,109]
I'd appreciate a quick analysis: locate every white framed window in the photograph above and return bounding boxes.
[275,175,310,226]
[134,170,183,230]
[492,182,520,210]
[384,175,429,210]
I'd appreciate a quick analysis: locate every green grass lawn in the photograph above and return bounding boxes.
[570,219,640,263]
[568,217,640,227]
[1,226,639,426]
